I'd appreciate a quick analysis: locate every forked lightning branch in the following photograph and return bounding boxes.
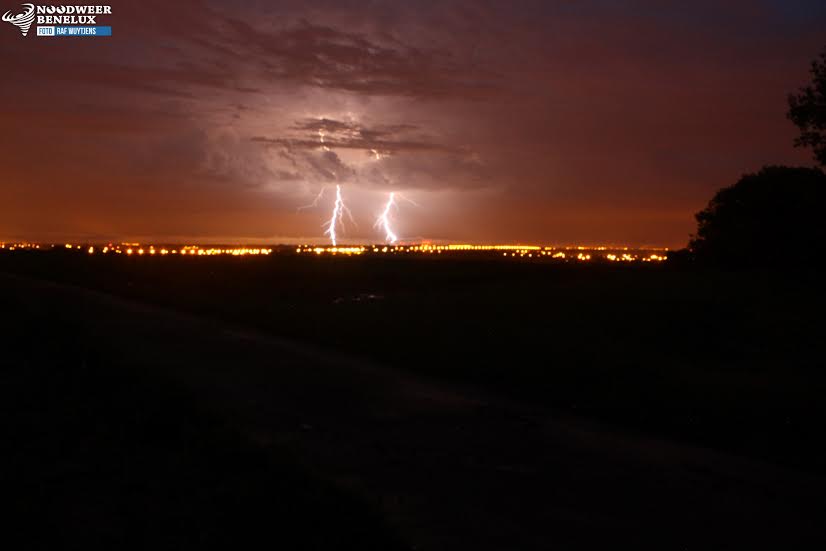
[2,3,112,37]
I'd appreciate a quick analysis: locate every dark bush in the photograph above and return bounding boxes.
[690,166,826,266]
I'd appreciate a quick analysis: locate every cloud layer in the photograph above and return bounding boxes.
[1,0,824,245]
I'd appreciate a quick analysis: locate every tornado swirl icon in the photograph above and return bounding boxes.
[2,3,35,37]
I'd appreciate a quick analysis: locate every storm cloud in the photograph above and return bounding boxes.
[1,0,824,245]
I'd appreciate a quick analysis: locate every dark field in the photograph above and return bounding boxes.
[2,250,825,549]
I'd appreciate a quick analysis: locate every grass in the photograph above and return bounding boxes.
[0,290,405,550]
[2,250,825,473]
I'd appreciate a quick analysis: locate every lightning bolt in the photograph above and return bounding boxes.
[370,148,389,161]
[324,185,346,246]
[297,186,326,212]
[318,130,330,151]
[396,192,420,208]
[375,192,399,244]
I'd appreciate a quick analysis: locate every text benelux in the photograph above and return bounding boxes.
[35,5,111,25]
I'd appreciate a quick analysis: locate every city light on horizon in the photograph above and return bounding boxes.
[1,241,668,262]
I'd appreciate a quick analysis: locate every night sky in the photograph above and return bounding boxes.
[2,0,824,246]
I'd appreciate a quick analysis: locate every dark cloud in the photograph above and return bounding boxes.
[211,18,498,98]
[253,118,460,156]
[292,119,417,141]
[249,116,484,194]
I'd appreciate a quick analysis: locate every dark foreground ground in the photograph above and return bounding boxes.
[1,251,825,549]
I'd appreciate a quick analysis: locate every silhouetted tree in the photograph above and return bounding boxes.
[788,49,826,166]
[690,166,826,266]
